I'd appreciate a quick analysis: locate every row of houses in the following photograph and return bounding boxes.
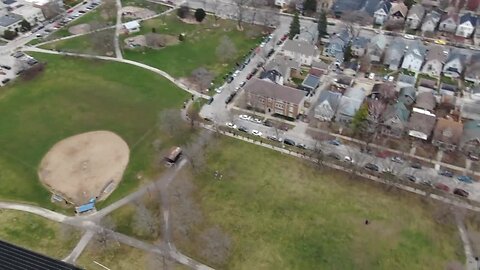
[314,81,480,154]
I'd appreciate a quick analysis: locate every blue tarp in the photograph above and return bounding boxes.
[76,202,95,213]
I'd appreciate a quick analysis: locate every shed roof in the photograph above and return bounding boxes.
[415,92,436,111]
[408,111,437,136]
[0,13,22,27]
[245,78,305,105]
[283,40,318,57]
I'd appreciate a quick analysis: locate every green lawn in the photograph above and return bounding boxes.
[123,14,268,85]
[0,53,191,210]
[41,29,116,56]
[77,242,189,270]
[173,137,464,269]
[0,210,81,259]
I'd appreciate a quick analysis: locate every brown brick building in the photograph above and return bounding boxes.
[245,78,306,118]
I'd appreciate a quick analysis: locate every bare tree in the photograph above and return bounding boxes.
[158,109,184,137]
[249,0,267,25]
[215,36,238,62]
[132,201,161,238]
[182,130,212,173]
[233,0,250,30]
[42,1,65,19]
[145,251,175,270]
[191,67,214,92]
[198,226,232,266]
[145,33,167,48]
[94,216,117,252]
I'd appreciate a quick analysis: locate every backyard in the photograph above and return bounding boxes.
[0,52,192,210]
[170,137,465,269]
[122,13,268,86]
[0,210,80,259]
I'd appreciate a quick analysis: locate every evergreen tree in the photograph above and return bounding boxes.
[317,10,328,38]
[344,43,353,62]
[288,13,301,40]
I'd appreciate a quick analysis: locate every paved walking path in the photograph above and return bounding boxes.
[114,0,123,59]
[63,230,95,263]
[456,215,477,270]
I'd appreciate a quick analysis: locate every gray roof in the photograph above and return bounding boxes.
[459,12,477,26]
[302,74,321,89]
[398,74,416,85]
[415,92,436,111]
[408,111,436,136]
[283,40,317,57]
[423,10,442,24]
[245,78,305,105]
[399,86,416,103]
[383,102,410,122]
[425,44,447,62]
[318,90,342,111]
[311,60,329,70]
[352,36,370,49]
[369,34,388,50]
[265,55,300,77]
[408,4,425,19]
[405,40,426,60]
[462,101,480,120]
[344,87,367,101]
[461,120,480,146]
[0,13,22,27]
[337,96,364,117]
[384,37,406,63]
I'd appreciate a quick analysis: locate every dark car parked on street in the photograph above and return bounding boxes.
[453,188,469,198]
[364,163,379,171]
[283,138,295,146]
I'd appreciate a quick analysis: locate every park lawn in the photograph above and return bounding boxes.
[77,242,189,270]
[0,52,191,210]
[40,29,116,56]
[0,210,81,259]
[123,13,268,85]
[175,137,464,270]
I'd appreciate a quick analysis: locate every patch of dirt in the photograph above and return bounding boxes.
[38,131,130,205]
[122,6,156,20]
[179,16,201,24]
[68,23,91,35]
[124,33,179,49]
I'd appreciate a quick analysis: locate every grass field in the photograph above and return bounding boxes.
[0,210,80,259]
[123,13,268,85]
[0,53,191,210]
[77,242,189,269]
[41,29,116,56]
[172,137,464,269]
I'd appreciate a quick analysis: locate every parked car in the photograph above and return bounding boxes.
[226,122,237,129]
[207,97,214,105]
[225,93,236,104]
[256,62,264,68]
[457,175,474,184]
[328,139,341,146]
[251,130,262,136]
[453,188,469,198]
[1,65,11,70]
[344,156,353,163]
[267,135,282,142]
[364,163,379,171]
[239,81,246,88]
[404,174,417,182]
[439,170,454,178]
[239,114,251,120]
[434,183,450,192]
[238,126,248,132]
[411,162,422,169]
[263,119,273,127]
[227,76,234,83]
[391,156,404,164]
[283,138,295,146]
[296,143,307,149]
[1,78,10,84]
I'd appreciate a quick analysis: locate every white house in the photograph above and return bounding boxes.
[282,39,318,66]
[373,1,392,25]
[443,51,466,78]
[12,6,45,25]
[123,20,140,34]
[401,41,426,72]
[0,13,23,35]
[456,13,477,38]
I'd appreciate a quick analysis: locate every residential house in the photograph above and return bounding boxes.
[421,10,442,34]
[406,4,425,29]
[466,0,480,12]
[461,101,480,120]
[415,92,436,112]
[432,118,464,151]
[397,74,416,89]
[324,28,352,65]
[471,86,480,99]
[300,74,321,94]
[474,24,480,45]
[460,120,480,155]
[381,102,410,138]
[399,86,417,106]
[371,83,397,102]
[0,13,22,35]
[336,87,367,123]
[383,37,406,70]
[388,2,408,22]
[245,78,306,118]
[282,40,318,66]
[401,40,427,72]
[373,1,392,25]
[439,13,459,33]
[343,61,359,76]
[333,75,355,90]
[456,13,477,38]
[312,60,329,73]
[351,36,370,57]
[259,70,284,85]
[265,55,301,83]
[418,78,438,93]
[12,6,45,25]
[314,90,342,121]
[421,45,447,77]
[443,50,467,78]
[408,108,437,140]
[465,53,480,84]
[367,34,388,62]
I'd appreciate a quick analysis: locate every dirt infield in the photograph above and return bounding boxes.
[68,23,91,35]
[122,6,156,20]
[38,131,129,205]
